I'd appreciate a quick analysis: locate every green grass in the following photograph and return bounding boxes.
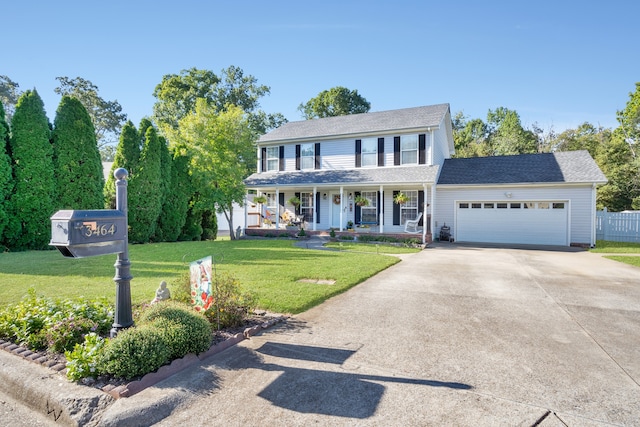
[0,239,400,314]
[604,256,640,268]
[590,240,640,253]
[324,242,421,254]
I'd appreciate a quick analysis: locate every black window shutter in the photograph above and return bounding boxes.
[355,139,362,168]
[378,137,385,166]
[294,192,301,216]
[295,145,301,170]
[316,192,320,223]
[394,137,401,165]
[279,192,285,208]
[418,190,424,226]
[377,191,381,225]
[279,146,285,171]
[354,191,361,224]
[315,143,321,169]
[261,147,267,172]
[393,191,400,225]
[419,134,426,164]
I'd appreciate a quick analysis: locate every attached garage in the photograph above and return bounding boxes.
[455,200,568,245]
[435,151,608,247]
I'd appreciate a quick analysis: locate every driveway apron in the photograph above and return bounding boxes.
[113,245,640,426]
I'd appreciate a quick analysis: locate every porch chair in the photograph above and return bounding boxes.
[404,212,423,234]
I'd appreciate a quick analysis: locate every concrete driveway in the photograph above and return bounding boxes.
[105,244,640,426]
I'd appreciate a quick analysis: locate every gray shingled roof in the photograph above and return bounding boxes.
[245,165,440,187]
[437,151,607,185]
[259,104,450,143]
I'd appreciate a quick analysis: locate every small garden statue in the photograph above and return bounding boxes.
[151,280,171,304]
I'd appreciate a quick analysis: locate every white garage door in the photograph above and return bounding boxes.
[456,201,568,245]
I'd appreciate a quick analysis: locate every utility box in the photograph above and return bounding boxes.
[50,210,127,258]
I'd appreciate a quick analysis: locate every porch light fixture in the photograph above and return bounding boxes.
[348,193,353,200]
[323,193,327,199]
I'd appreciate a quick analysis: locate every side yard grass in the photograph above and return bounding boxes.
[0,239,400,314]
[591,240,640,269]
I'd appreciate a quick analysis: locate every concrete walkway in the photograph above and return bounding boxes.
[107,244,640,426]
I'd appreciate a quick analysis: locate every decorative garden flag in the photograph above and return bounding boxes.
[190,256,213,311]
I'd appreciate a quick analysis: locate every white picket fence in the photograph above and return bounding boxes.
[596,209,640,242]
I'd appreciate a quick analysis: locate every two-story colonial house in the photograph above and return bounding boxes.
[244,104,607,246]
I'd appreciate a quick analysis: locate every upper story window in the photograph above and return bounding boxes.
[300,143,315,170]
[361,138,377,167]
[266,147,279,172]
[401,135,418,164]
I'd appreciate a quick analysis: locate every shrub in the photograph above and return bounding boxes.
[339,235,355,241]
[98,325,170,379]
[46,317,99,353]
[65,333,106,381]
[138,301,212,359]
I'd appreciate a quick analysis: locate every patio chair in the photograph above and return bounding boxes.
[404,212,423,234]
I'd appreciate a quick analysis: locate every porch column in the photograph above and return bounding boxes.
[422,183,428,245]
[275,188,280,230]
[339,186,344,232]
[431,184,437,242]
[313,186,317,231]
[379,184,384,233]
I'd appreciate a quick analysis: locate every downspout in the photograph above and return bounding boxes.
[275,188,280,230]
[313,186,317,231]
[591,183,596,247]
[340,186,344,232]
[431,184,437,242]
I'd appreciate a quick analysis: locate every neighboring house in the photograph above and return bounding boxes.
[244,104,607,246]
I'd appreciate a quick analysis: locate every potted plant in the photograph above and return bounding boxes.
[288,196,301,207]
[394,192,409,205]
[346,220,354,230]
[253,195,267,205]
[354,195,369,207]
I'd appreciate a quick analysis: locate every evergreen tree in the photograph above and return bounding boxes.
[52,96,104,209]
[157,150,192,241]
[152,136,173,241]
[104,121,139,208]
[128,126,162,243]
[0,101,12,243]
[5,90,55,250]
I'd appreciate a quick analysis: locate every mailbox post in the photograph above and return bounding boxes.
[111,168,133,337]
[49,168,133,337]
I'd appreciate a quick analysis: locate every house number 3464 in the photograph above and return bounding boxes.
[81,222,117,238]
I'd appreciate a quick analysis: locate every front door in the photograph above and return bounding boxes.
[331,193,342,228]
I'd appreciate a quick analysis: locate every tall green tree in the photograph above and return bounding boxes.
[298,86,371,119]
[157,149,192,242]
[552,122,610,158]
[452,111,490,158]
[0,101,12,242]
[486,107,538,155]
[104,121,140,208]
[151,135,173,241]
[52,96,104,210]
[0,76,21,123]
[5,90,55,250]
[54,77,127,150]
[128,126,163,243]
[152,66,285,137]
[172,101,256,239]
[616,82,640,159]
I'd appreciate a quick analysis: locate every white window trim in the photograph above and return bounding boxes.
[361,138,377,168]
[300,143,314,170]
[401,135,418,165]
[266,147,279,172]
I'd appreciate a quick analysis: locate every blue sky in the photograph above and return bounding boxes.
[4,1,639,133]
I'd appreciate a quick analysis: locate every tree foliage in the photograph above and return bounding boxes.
[156,149,191,242]
[152,66,285,136]
[0,102,12,242]
[0,76,21,123]
[171,101,256,239]
[52,96,104,210]
[54,77,127,148]
[128,125,163,243]
[298,86,371,119]
[104,121,140,208]
[5,90,55,250]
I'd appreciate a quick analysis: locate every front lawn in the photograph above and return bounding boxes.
[590,240,640,253]
[0,239,400,314]
[324,242,421,254]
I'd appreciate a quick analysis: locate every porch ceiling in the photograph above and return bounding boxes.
[244,165,439,189]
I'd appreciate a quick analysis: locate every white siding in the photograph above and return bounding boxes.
[435,185,595,245]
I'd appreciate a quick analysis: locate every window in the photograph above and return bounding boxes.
[266,147,279,172]
[401,135,418,164]
[361,138,377,167]
[471,203,482,209]
[523,202,535,209]
[484,203,495,209]
[360,191,377,223]
[497,203,508,209]
[400,190,419,225]
[538,202,549,209]
[553,202,565,209]
[510,203,521,209]
[459,203,469,208]
[300,143,315,170]
[300,192,314,221]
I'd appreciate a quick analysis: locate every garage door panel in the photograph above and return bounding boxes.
[456,202,568,245]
